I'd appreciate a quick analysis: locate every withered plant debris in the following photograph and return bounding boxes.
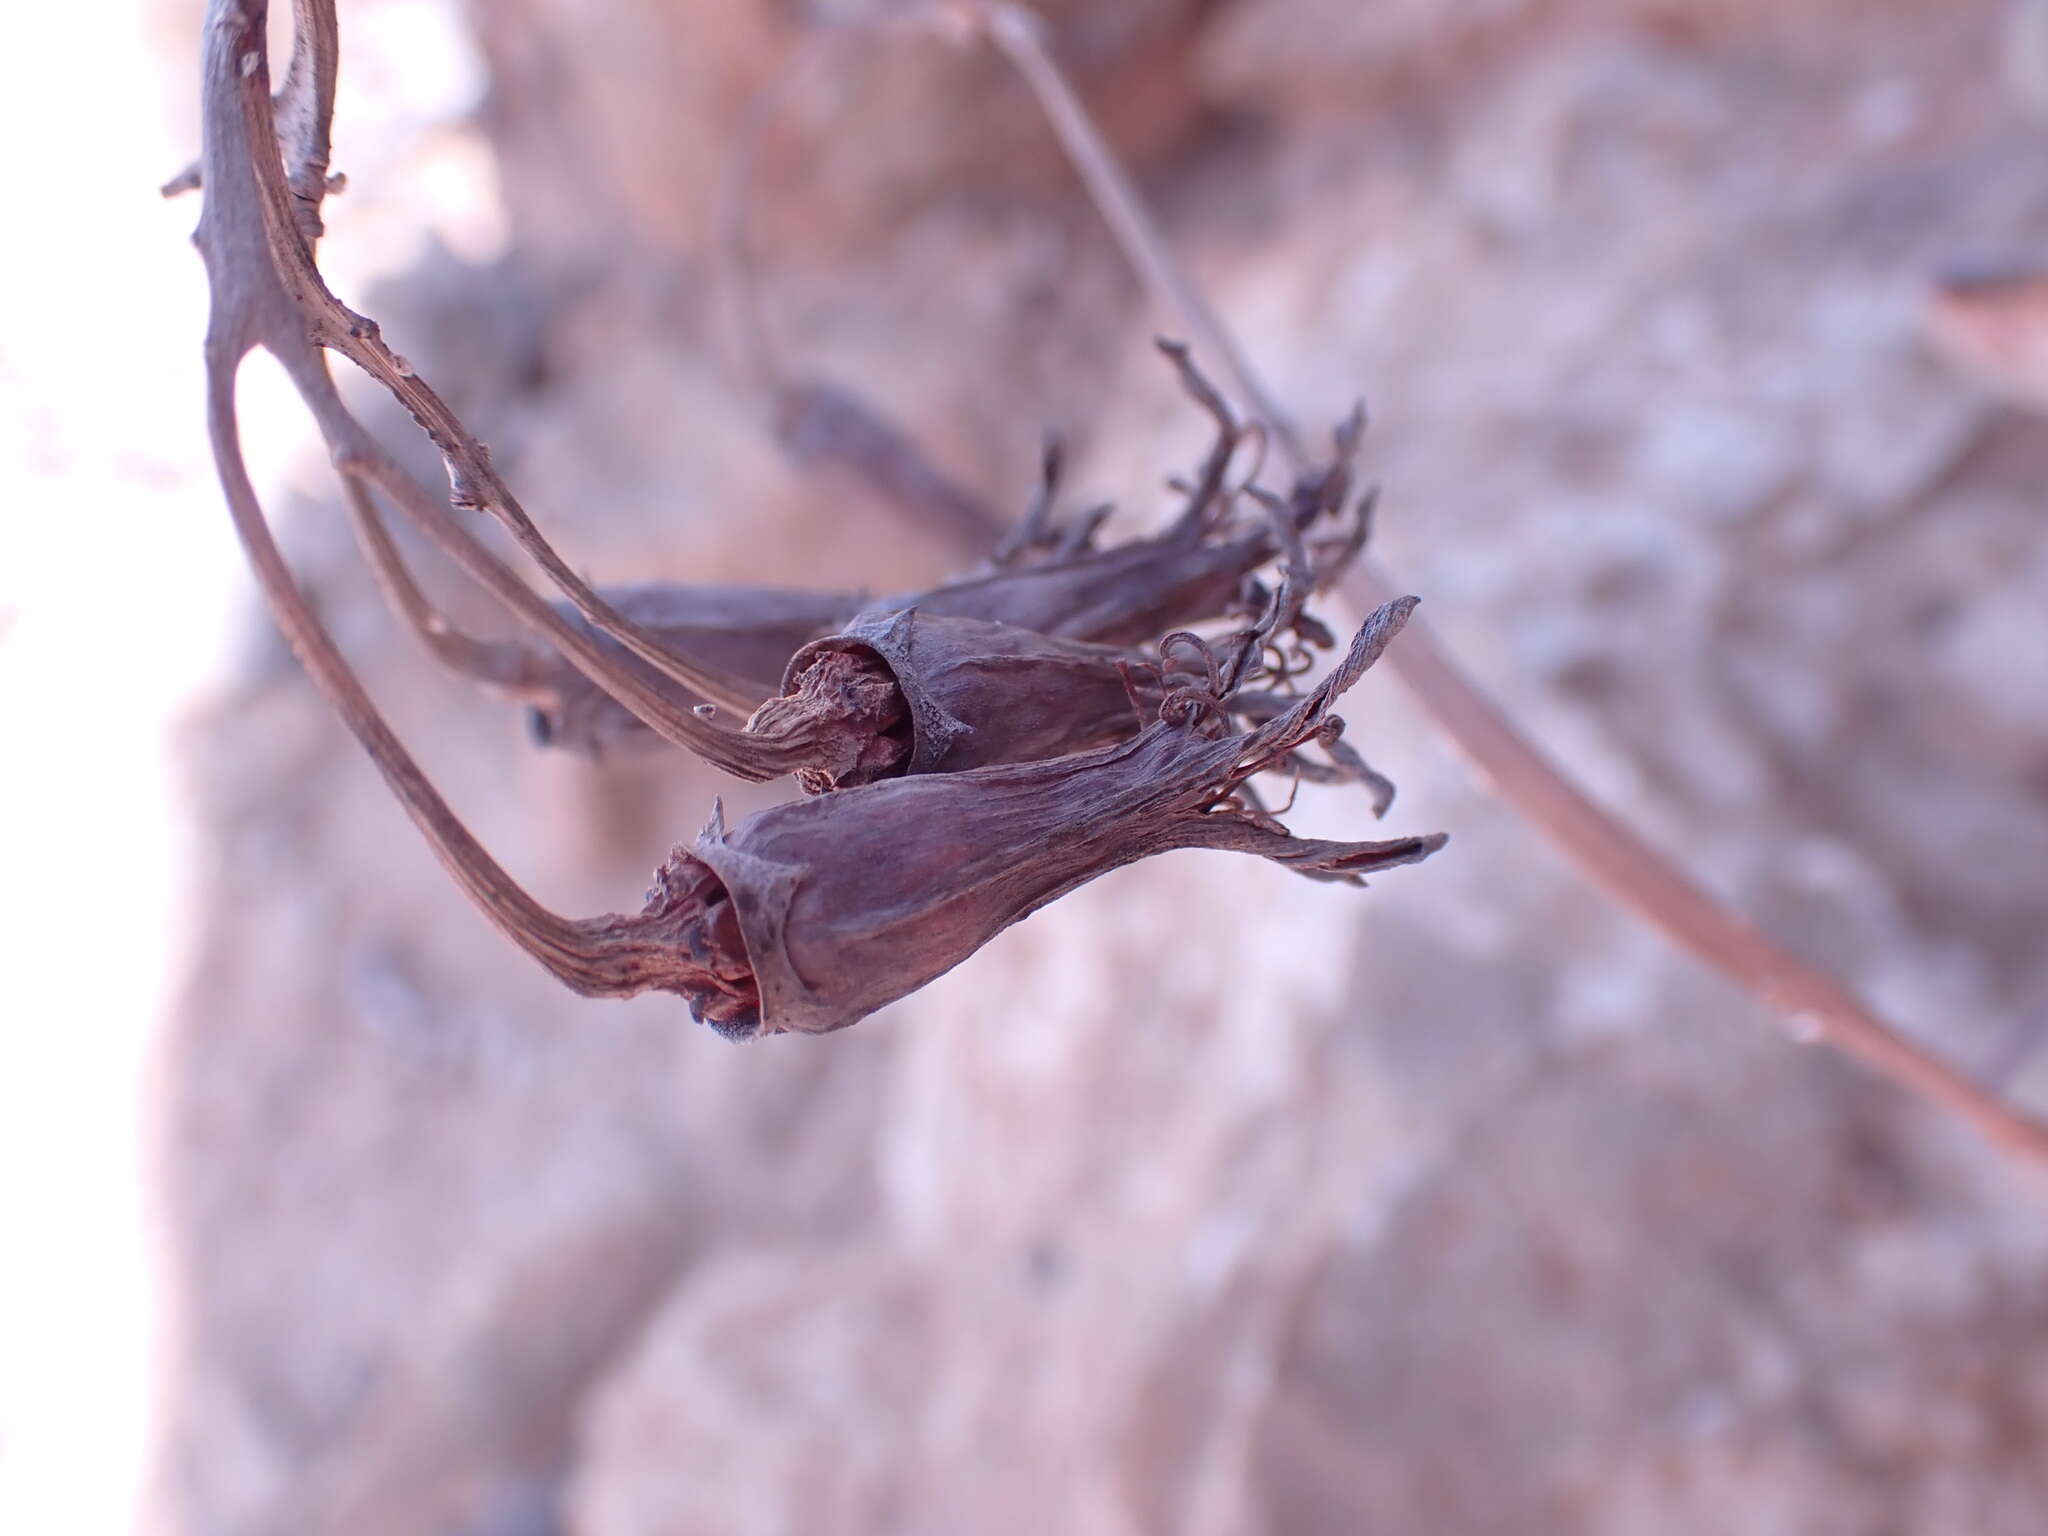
[185,0,1444,1045]
[738,384,1393,799]
[665,599,1442,1039]
[381,338,1387,805]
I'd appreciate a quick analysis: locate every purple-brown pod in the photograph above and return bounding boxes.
[745,608,1161,793]
[527,583,862,754]
[637,598,1443,1038]
[874,521,1275,649]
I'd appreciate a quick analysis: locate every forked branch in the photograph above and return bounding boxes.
[190,0,832,780]
[192,0,780,998]
[200,7,785,723]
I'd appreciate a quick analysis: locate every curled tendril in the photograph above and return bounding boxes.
[1157,630,1220,693]
[1159,686,1230,734]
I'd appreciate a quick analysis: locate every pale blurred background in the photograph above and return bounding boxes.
[6,2,2048,1533]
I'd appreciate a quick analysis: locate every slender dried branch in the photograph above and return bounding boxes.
[197,1,829,781]
[342,474,551,700]
[195,0,733,1003]
[773,376,1011,551]
[328,429,815,778]
[947,0,2048,1169]
[1924,265,2048,413]
[211,13,789,724]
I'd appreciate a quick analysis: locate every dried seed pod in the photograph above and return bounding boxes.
[745,608,1161,792]
[524,507,1282,754]
[872,411,1372,649]
[518,347,1376,758]
[525,583,862,754]
[639,598,1442,1039]
[874,522,1278,647]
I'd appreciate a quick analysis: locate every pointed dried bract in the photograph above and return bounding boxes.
[628,598,1443,1038]
[745,608,1162,792]
[560,855,765,1034]
[870,342,1371,646]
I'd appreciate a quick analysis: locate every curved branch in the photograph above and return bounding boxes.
[192,0,779,1003]
[341,473,551,701]
[199,0,815,781]
[714,19,1013,551]
[219,5,771,721]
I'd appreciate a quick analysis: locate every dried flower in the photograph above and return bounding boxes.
[744,607,1161,792]
[880,520,1278,647]
[603,598,1442,1038]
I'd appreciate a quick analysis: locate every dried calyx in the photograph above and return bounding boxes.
[723,357,1383,797]
[507,342,1371,765]
[624,597,1442,1038]
[745,610,1155,792]
[575,855,763,1035]
[745,642,913,793]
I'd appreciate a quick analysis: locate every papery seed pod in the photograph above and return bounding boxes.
[870,404,1373,649]
[525,583,862,754]
[526,514,1279,754]
[874,521,1277,648]
[629,598,1442,1039]
[744,607,1163,793]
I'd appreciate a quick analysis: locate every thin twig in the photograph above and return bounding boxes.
[216,13,776,722]
[341,474,550,700]
[957,0,2048,1169]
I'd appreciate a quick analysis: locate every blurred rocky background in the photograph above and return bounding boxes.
[79,0,2048,1531]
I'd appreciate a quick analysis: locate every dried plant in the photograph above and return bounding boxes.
[679,601,1440,1039]
[746,428,1385,797]
[496,584,861,757]
[482,347,1369,763]
[182,0,1441,1043]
